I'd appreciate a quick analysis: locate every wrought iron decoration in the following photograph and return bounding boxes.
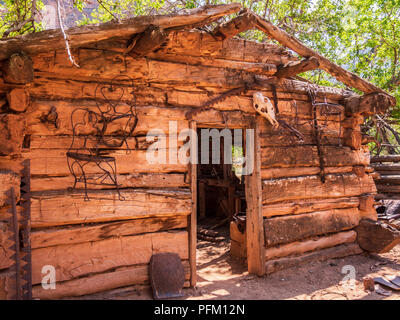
[66,75,138,200]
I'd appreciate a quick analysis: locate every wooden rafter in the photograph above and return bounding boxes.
[0,3,241,61]
[0,3,395,109]
[253,16,396,105]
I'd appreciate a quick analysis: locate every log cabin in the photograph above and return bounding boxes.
[0,3,397,299]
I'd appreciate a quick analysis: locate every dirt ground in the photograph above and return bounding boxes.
[92,236,400,300]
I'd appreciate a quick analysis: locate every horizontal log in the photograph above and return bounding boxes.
[23,148,187,176]
[260,134,345,147]
[153,29,295,65]
[375,175,400,185]
[31,189,191,228]
[0,3,242,60]
[26,100,251,137]
[147,52,278,76]
[259,116,343,138]
[31,230,188,284]
[262,173,376,204]
[29,77,343,107]
[371,155,400,163]
[264,207,361,247]
[31,215,188,249]
[262,196,360,217]
[265,230,357,260]
[28,135,155,150]
[375,184,400,193]
[372,164,400,173]
[344,93,395,116]
[261,166,353,180]
[265,242,362,274]
[261,146,369,169]
[31,173,189,192]
[28,82,344,124]
[26,100,190,136]
[32,261,190,299]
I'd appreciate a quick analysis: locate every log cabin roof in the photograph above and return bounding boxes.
[0,3,395,110]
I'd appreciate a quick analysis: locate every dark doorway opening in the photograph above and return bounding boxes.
[196,128,247,256]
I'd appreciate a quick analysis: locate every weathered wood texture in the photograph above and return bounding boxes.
[31,215,188,249]
[6,88,29,112]
[0,16,380,292]
[264,208,361,247]
[31,230,188,284]
[1,52,33,84]
[0,114,26,156]
[0,170,20,207]
[0,270,15,299]
[0,222,13,270]
[30,189,191,228]
[0,4,242,60]
[263,196,359,218]
[265,230,357,260]
[261,146,369,169]
[245,118,265,275]
[262,173,376,204]
[265,243,362,274]
[32,261,190,299]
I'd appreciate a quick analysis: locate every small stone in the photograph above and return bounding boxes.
[363,277,375,292]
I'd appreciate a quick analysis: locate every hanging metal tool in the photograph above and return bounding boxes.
[6,159,32,300]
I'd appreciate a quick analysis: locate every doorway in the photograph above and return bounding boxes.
[195,127,248,274]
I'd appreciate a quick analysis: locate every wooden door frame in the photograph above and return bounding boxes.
[188,118,265,286]
[245,117,265,275]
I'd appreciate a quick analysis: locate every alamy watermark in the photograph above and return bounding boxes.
[145,121,255,175]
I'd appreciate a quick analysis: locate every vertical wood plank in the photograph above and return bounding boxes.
[189,121,197,286]
[246,117,265,275]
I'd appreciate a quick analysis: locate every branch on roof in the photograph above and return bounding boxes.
[254,15,396,107]
[275,57,320,79]
[212,8,258,40]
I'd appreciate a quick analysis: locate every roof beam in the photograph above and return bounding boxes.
[0,3,242,61]
[254,16,396,106]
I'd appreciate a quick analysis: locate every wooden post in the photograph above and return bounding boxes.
[189,121,197,286]
[245,117,265,275]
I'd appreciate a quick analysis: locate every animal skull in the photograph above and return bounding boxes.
[253,92,279,129]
